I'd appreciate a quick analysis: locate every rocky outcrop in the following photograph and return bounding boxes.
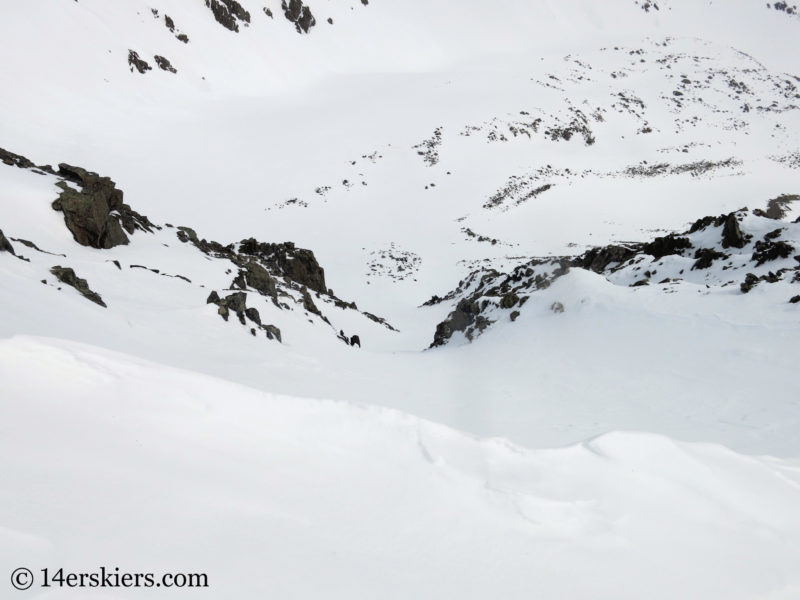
[50,266,107,307]
[127,50,151,74]
[300,288,322,316]
[0,147,54,173]
[577,244,638,273]
[428,205,800,348]
[721,212,747,249]
[431,298,492,348]
[52,163,155,249]
[741,273,760,293]
[642,234,692,260]
[0,229,15,255]
[207,290,281,341]
[239,238,327,293]
[154,55,177,73]
[752,239,794,266]
[1,147,35,169]
[692,248,727,270]
[205,0,251,32]
[754,194,799,220]
[688,213,727,233]
[233,261,278,300]
[282,0,316,33]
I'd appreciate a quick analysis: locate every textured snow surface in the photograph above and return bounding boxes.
[1,336,800,600]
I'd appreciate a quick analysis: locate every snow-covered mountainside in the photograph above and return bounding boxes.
[1,1,799,597]
[2,337,800,600]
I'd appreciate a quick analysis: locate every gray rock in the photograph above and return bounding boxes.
[127,50,151,73]
[50,266,107,307]
[741,273,759,294]
[577,244,637,273]
[240,261,278,298]
[643,234,692,259]
[245,307,261,326]
[301,288,321,315]
[721,212,746,249]
[282,0,316,33]
[154,55,177,73]
[692,248,727,270]
[752,240,794,266]
[52,163,155,249]
[0,229,15,255]
[205,0,250,32]
[263,324,282,342]
[500,292,520,309]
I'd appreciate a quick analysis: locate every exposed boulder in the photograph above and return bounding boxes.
[577,244,637,273]
[50,266,107,307]
[431,298,492,348]
[721,212,747,249]
[0,229,15,255]
[205,0,251,32]
[282,0,316,33]
[300,288,322,316]
[245,307,262,326]
[127,50,151,74]
[688,214,726,233]
[753,194,799,220]
[692,248,727,270]
[0,147,36,169]
[52,164,155,249]
[642,234,692,260]
[207,291,282,342]
[238,239,326,293]
[740,273,760,294]
[752,240,794,266]
[264,324,282,342]
[500,292,520,309]
[52,181,129,248]
[237,261,278,299]
[154,55,177,73]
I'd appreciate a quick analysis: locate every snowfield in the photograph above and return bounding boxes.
[1,0,800,597]
[2,336,800,600]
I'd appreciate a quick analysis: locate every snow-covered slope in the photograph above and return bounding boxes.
[2,336,800,600]
[2,2,800,596]
[1,0,798,442]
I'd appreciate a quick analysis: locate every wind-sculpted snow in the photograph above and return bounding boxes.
[1,336,800,600]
